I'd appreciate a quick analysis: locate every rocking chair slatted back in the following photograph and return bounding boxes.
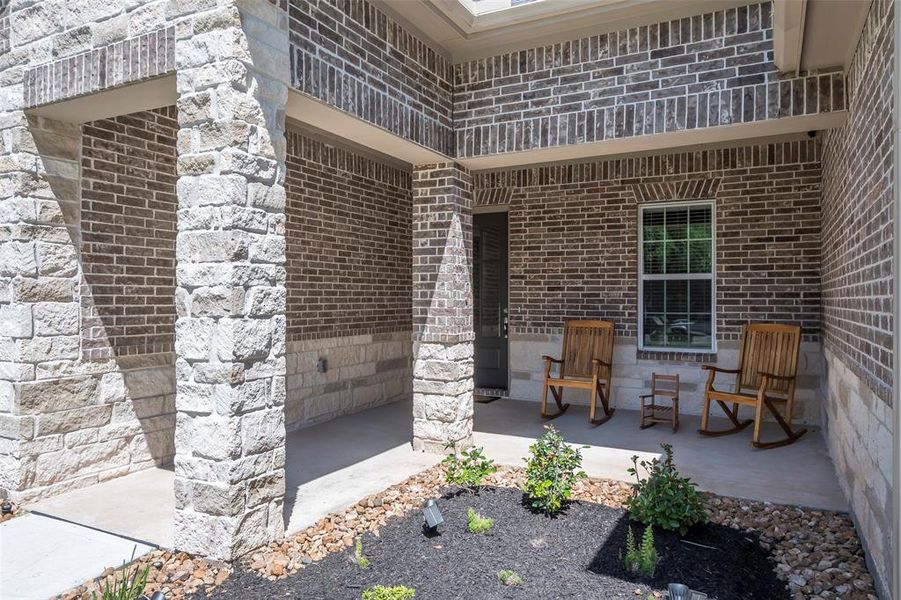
[561,320,615,379]
[737,323,801,396]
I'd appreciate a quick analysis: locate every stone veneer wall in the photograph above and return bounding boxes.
[283,131,412,430]
[473,139,823,423]
[820,0,893,595]
[288,0,454,155]
[0,109,177,504]
[454,3,845,159]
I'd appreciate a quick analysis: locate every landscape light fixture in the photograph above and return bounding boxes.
[422,499,444,535]
[148,591,166,600]
[668,583,690,600]
[1,501,11,515]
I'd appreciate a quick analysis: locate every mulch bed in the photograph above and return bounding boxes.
[57,465,877,600]
[200,486,788,600]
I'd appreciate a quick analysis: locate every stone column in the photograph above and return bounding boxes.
[0,112,83,500]
[411,163,475,453]
[173,0,289,559]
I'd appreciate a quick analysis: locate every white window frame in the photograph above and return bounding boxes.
[637,200,717,353]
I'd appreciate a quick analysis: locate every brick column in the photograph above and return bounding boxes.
[173,1,289,559]
[411,163,475,453]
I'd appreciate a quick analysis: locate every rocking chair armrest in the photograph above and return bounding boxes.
[701,365,740,374]
[591,358,612,368]
[542,356,564,364]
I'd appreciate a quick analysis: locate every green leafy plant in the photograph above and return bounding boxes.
[497,569,523,586]
[362,585,416,600]
[466,507,494,534]
[442,444,497,489]
[522,426,587,514]
[622,525,657,577]
[355,536,370,569]
[625,443,708,534]
[92,547,149,600]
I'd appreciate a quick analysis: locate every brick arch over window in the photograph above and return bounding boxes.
[630,178,722,204]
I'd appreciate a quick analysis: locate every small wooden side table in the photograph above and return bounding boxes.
[640,373,680,432]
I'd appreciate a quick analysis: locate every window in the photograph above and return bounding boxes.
[639,202,715,352]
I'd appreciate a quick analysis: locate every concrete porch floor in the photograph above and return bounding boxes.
[26,396,846,555]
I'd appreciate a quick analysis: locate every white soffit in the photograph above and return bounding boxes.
[800,0,869,72]
[773,0,807,74]
[26,76,177,124]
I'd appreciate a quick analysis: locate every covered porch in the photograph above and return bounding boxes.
[27,395,846,551]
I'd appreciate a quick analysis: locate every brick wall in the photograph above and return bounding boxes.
[821,1,893,406]
[820,0,893,595]
[474,140,822,342]
[283,131,413,430]
[454,2,845,158]
[81,106,178,359]
[284,131,412,341]
[289,0,454,155]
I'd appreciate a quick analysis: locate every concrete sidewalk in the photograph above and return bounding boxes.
[0,513,154,600]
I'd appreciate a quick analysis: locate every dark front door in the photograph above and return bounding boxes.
[474,212,509,390]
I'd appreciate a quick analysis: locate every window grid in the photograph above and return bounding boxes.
[638,201,716,353]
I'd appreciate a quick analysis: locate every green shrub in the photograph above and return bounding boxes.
[522,426,586,514]
[497,569,523,586]
[622,525,657,577]
[362,585,416,600]
[466,507,494,534]
[354,536,370,569]
[92,547,149,600]
[442,444,497,488]
[625,443,707,534]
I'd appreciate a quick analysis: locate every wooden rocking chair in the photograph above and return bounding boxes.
[541,320,615,426]
[699,322,807,449]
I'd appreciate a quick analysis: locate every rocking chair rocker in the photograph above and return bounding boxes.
[699,322,807,449]
[541,320,615,426]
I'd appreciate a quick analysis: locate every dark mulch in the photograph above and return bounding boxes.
[199,487,789,600]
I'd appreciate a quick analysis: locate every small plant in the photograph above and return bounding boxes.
[522,426,587,514]
[354,536,370,569]
[622,525,657,577]
[626,444,707,535]
[466,507,494,534]
[442,444,497,489]
[362,585,416,600]
[625,443,708,535]
[92,547,149,600]
[497,569,523,586]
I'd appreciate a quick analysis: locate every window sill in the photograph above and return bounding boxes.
[637,349,716,363]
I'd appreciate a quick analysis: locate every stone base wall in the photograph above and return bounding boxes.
[508,334,823,424]
[3,357,175,503]
[285,332,412,431]
[822,348,892,597]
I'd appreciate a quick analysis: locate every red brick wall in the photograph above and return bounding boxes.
[473,140,822,344]
[821,0,893,404]
[80,107,178,359]
[285,132,412,340]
